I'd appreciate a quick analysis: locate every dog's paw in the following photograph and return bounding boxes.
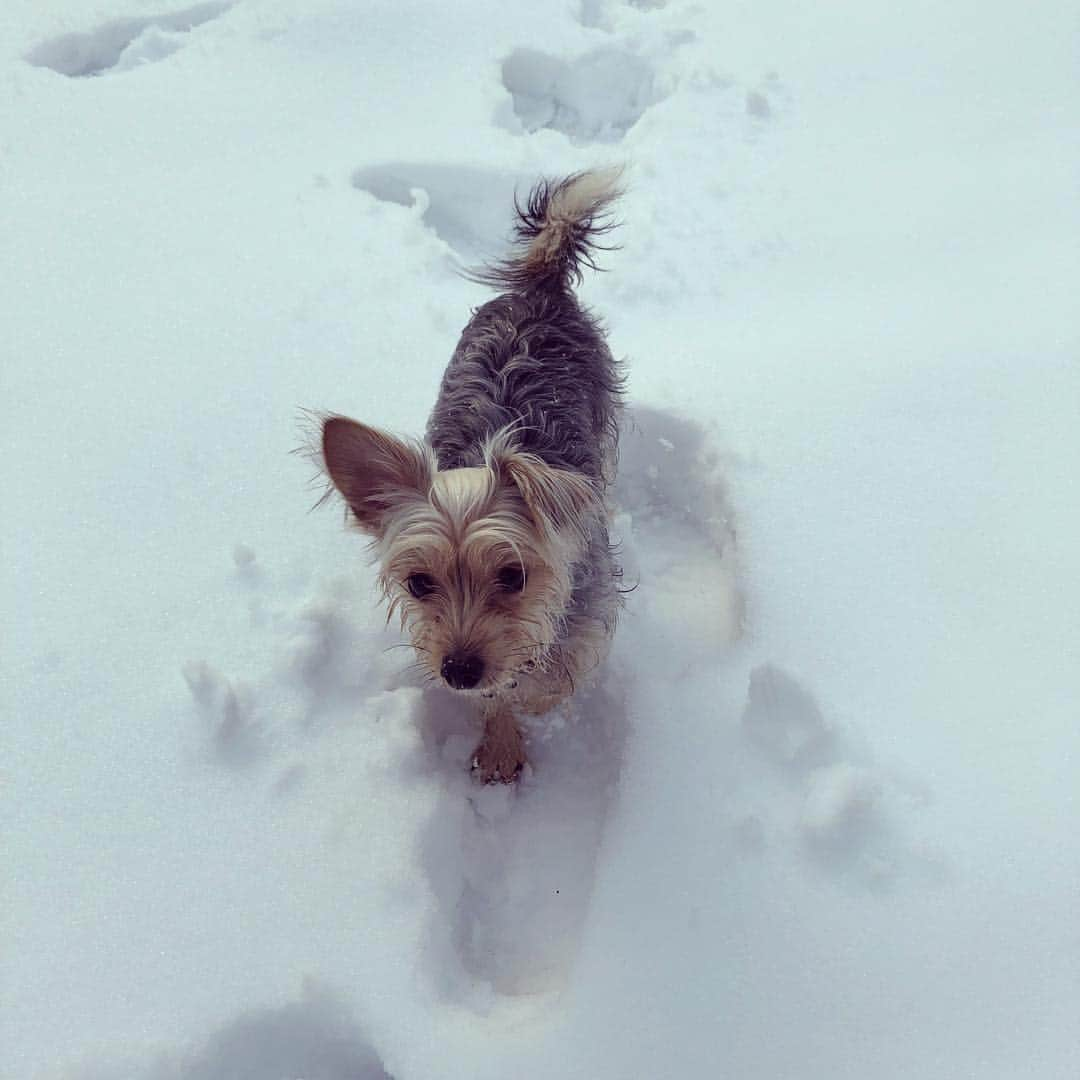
[470,739,526,784]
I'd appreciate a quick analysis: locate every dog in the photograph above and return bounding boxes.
[320,169,624,782]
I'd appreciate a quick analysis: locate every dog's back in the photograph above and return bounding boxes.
[426,169,624,482]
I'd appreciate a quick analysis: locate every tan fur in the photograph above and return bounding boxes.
[525,166,623,272]
[381,472,580,691]
[322,416,609,781]
[474,700,528,782]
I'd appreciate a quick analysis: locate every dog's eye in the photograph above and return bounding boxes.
[495,565,526,593]
[405,572,437,599]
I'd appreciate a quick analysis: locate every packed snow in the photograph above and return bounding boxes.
[3,1,1078,1077]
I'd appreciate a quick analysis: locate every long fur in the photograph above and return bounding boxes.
[466,166,623,292]
[321,169,625,782]
[429,167,625,483]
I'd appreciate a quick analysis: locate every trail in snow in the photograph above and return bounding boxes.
[4,0,1078,1076]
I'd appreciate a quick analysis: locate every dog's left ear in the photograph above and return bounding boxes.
[500,452,601,544]
[322,416,431,536]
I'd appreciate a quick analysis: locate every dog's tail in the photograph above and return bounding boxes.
[469,167,623,293]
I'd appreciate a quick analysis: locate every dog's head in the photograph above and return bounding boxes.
[321,416,601,694]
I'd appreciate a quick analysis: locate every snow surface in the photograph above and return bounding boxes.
[3,1,1078,1077]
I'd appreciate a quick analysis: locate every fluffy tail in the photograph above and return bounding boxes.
[470,167,623,292]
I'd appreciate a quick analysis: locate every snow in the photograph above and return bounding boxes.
[3,0,1078,1077]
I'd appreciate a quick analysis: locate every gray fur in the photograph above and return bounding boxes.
[425,172,625,667]
[426,289,622,481]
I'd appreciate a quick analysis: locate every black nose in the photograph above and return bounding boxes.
[440,653,484,690]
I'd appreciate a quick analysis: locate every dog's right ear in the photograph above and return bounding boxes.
[322,416,432,535]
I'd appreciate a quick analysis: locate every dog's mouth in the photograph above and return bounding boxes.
[439,657,538,697]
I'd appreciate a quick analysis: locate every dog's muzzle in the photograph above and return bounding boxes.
[440,652,484,690]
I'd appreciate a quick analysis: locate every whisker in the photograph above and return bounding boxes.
[383,642,429,655]
[506,643,554,656]
[559,652,575,695]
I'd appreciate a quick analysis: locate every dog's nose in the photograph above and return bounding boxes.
[440,652,485,690]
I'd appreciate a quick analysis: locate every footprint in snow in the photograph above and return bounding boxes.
[613,404,744,668]
[180,543,402,784]
[76,983,391,1080]
[414,675,628,998]
[497,46,664,143]
[182,659,267,769]
[24,1,231,78]
[739,664,948,890]
[351,163,523,264]
[578,0,786,124]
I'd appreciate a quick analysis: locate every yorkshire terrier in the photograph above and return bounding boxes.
[321,169,624,782]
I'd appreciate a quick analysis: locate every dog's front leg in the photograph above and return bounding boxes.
[471,698,526,784]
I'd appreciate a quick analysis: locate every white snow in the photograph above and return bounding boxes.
[3,1,1078,1077]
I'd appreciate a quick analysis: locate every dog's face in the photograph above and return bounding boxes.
[322,417,599,694]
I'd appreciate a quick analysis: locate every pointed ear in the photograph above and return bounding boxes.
[501,452,602,543]
[322,416,431,535]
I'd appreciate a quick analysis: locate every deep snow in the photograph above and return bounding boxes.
[3,1,1078,1078]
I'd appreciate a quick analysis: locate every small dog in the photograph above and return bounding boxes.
[321,169,624,782]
